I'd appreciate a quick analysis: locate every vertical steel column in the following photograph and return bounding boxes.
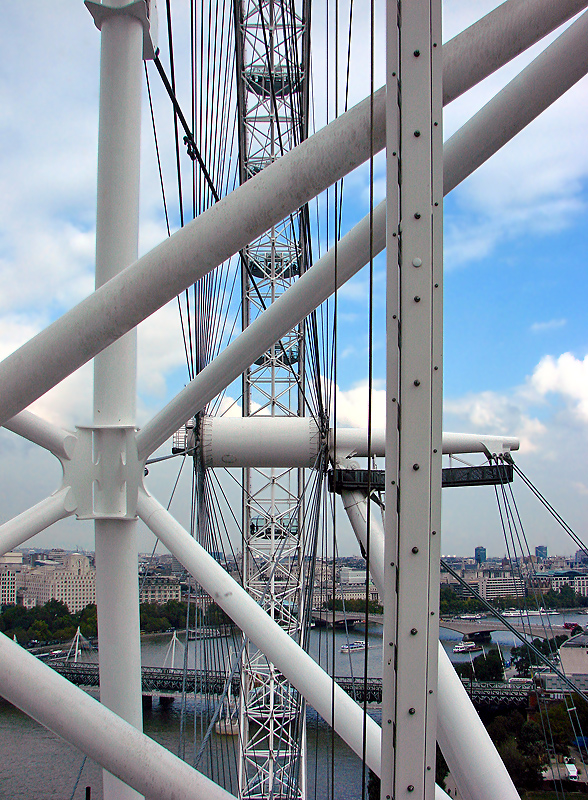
[235,2,310,798]
[382,2,443,799]
[92,4,144,799]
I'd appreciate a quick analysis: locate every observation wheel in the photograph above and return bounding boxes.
[3,3,588,800]
[234,2,314,799]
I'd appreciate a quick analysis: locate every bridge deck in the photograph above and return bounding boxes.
[48,662,532,708]
[439,618,570,640]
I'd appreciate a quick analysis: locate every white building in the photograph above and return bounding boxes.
[23,553,96,614]
[539,633,588,695]
[0,569,17,606]
[469,575,525,600]
[139,574,181,604]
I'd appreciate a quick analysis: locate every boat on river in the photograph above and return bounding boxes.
[340,641,367,653]
[453,641,483,654]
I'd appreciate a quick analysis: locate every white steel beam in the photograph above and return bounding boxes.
[382,2,442,798]
[0,1,583,433]
[136,202,387,459]
[0,87,385,429]
[92,7,144,799]
[341,487,519,800]
[199,417,519,467]
[0,487,76,557]
[333,429,519,460]
[3,410,77,461]
[139,10,588,461]
[443,0,588,105]
[0,633,236,800]
[444,9,588,194]
[136,488,382,775]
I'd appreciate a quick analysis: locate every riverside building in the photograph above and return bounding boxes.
[22,553,96,614]
[139,574,181,604]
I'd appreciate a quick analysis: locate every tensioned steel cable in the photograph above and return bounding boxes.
[490,461,564,767]
[494,457,588,771]
[440,560,588,704]
[361,2,376,797]
[510,458,588,557]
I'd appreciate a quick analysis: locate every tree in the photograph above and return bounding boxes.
[28,619,51,643]
[454,648,503,681]
[497,738,543,790]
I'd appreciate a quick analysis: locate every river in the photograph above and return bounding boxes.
[1,613,585,798]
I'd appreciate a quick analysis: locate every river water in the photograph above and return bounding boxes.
[1,613,584,799]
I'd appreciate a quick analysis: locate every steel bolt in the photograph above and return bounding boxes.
[414,296,421,302]
[414,212,421,219]
[409,707,416,715]
[410,628,418,635]
[413,464,419,470]
[413,49,420,57]
[412,257,422,267]
[408,786,415,793]
[414,379,420,386]
[412,546,419,554]
[414,130,420,137]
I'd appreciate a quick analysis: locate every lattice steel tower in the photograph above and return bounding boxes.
[234,2,312,798]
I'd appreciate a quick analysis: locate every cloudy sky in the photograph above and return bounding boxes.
[1,1,588,559]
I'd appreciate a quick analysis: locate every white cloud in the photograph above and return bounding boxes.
[531,352,588,422]
[323,377,386,429]
[530,319,567,334]
[444,390,547,453]
[443,6,588,271]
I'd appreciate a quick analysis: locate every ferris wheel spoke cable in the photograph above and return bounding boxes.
[194,469,321,772]
[495,463,588,767]
[441,560,588,705]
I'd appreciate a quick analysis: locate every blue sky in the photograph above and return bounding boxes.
[2,1,588,558]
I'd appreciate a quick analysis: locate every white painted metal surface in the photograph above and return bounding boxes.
[0,633,236,800]
[136,488,382,775]
[201,416,321,468]
[92,5,144,798]
[443,0,588,104]
[201,418,518,467]
[340,485,519,800]
[4,410,77,460]
[0,488,76,557]
[444,9,588,194]
[382,3,442,797]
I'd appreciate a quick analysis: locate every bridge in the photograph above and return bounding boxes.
[312,611,384,628]
[48,661,532,711]
[313,611,571,641]
[439,618,571,641]
[50,661,385,704]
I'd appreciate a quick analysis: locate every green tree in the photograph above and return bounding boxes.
[78,604,97,637]
[497,738,543,790]
[454,648,503,681]
[28,619,51,642]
